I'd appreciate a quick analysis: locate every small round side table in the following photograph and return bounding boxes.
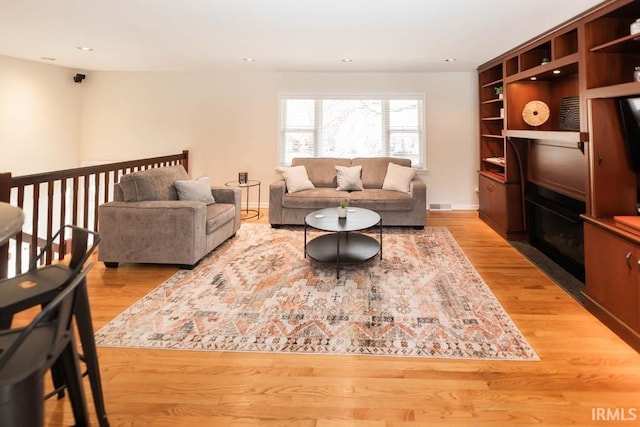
[225,180,261,220]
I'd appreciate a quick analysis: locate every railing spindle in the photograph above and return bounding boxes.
[59,178,67,261]
[46,181,54,265]
[16,187,24,275]
[31,184,40,265]
[83,174,90,229]
[94,173,101,229]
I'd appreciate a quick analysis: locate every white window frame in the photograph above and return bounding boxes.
[278,94,425,168]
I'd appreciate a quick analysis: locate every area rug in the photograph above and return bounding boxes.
[95,224,538,360]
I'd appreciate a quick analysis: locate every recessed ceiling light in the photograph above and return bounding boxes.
[553,69,561,74]
[243,57,255,62]
[445,58,457,62]
[40,56,56,61]
[342,58,353,63]
[77,46,94,52]
[530,77,537,81]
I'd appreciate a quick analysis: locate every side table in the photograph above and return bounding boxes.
[225,180,261,220]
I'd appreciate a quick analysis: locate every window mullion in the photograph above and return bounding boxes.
[280,98,287,164]
[314,99,322,157]
[382,99,390,157]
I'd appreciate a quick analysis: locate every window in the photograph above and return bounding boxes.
[279,95,425,168]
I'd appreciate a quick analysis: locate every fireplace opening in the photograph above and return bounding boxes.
[525,184,585,281]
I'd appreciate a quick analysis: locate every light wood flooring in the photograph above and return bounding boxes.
[27,210,640,425]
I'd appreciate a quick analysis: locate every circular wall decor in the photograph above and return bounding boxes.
[522,100,550,127]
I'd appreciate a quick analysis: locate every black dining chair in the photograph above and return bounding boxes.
[0,263,92,427]
[0,225,109,426]
[0,225,100,329]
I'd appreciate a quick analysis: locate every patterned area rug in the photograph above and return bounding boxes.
[95,224,538,360]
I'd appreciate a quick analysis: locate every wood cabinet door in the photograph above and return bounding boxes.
[584,223,638,329]
[490,180,508,229]
[478,174,508,230]
[588,99,637,217]
[478,175,493,219]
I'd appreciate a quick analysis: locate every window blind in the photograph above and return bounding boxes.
[280,94,425,168]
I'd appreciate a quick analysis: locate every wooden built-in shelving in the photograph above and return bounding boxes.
[478,0,640,351]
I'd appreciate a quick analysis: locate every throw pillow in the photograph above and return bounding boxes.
[276,165,315,193]
[174,176,216,205]
[335,165,363,191]
[120,165,189,202]
[382,162,416,193]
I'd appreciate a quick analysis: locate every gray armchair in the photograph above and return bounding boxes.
[98,165,241,269]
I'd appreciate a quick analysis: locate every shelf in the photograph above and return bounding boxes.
[521,41,552,72]
[482,117,504,121]
[506,56,519,77]
[479,170,506,183]
[590,33,640,54]
[505,53,579,83]
[481,98,503,105]
[503,129,585,142]
[481,78,503,88]
[481,134,505,139]
[585,81,640,98]
[483,157,505,166]
[555,28,578,59]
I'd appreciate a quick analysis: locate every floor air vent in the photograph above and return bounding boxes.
[429,203,452,211]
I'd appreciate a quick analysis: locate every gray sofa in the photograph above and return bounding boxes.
[269,157,426,227]
[98,165,241,268]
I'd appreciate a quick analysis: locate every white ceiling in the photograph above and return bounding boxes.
[0,0,604,73]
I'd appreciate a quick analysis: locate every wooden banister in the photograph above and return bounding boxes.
[0,150,189,279]
[0,172,12,279]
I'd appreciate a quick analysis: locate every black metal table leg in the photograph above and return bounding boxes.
[75,278,110,427]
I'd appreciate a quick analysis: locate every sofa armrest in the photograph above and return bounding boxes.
[211,187,239,205]
[269,180,287,224]
[410,177,427,207]
[98,200,207,265]
[211,186,242,232]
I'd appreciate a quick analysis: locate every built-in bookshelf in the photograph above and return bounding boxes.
[477,0,640,351]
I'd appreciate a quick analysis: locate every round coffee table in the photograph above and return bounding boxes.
[304,207,382,279]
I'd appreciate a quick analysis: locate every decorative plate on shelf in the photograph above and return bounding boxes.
[522,100,550,127]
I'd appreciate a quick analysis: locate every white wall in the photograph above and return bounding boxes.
[0,56,83,175]
[0,55,480,209]
[81,70,480,209]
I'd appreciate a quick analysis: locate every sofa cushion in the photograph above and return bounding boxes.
[352,157,412,188]
[175,176,216,205]
[335,165,363,191]
[120,165,189,202]
[347,188,414,211]
[205,203,236,234]
[291,158,351,187]
[282,188,347,209]
[277,165,315,193]
[382,162,416,193]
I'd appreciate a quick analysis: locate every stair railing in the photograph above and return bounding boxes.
[0,150,189,279]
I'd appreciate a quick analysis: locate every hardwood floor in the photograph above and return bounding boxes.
[31,210,640,426]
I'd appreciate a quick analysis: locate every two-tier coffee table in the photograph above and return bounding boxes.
[304,207,382,279]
